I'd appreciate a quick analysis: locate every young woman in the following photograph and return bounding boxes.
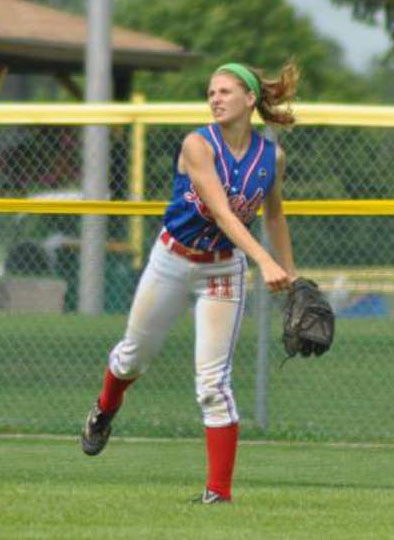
[82,60,299,504]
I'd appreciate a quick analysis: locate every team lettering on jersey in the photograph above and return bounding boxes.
[164,125,276,250]
[184,183,264,225]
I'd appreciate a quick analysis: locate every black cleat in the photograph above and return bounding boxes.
[81,402,115,456]
[191,488,231,504]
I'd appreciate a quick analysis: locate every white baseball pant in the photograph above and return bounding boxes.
[109,235,247,427]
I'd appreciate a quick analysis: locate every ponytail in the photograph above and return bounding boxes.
[250,60,299,127]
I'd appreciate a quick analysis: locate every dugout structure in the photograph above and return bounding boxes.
[0,102,393,442]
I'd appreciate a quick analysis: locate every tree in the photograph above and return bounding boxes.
[331,0,394,38]
[330,1,394,103]
[114,0,376,103]
[32,0,386,103]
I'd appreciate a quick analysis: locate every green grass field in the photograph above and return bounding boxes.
[1,309,394,441]
[2,437,394,539]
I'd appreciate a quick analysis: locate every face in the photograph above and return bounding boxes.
[208,73,256,125]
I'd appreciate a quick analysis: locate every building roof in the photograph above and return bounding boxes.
[0,0,197,74]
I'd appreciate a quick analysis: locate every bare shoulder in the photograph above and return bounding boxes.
[179,132,214,173]
[182,132,213,156]
[177,132,214,175]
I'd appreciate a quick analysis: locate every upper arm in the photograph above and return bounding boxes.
[262,144,286,220]
[181,133,231,218]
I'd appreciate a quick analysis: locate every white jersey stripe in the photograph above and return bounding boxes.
[241,137,265,194]
[208,124,230,187]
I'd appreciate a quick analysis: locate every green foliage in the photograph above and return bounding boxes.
[365,49,394,102]
[331,0,394,38]
[114,0,377,103]
[27,0,391,104]
[29,0,392,103]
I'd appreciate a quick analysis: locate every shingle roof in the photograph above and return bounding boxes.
[0,0,197,73]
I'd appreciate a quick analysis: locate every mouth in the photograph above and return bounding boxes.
[213,108,225,116]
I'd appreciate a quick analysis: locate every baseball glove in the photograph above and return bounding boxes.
[282,277,335,360]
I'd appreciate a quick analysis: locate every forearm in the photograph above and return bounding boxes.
[264,212,297,280]
[215,210,273,267]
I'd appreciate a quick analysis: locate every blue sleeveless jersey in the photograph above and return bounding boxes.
[163,123,276,251]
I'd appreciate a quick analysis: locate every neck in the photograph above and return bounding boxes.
[219,121,252,158]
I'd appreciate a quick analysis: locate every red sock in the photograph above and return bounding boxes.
[98,368,135,414]
[205,423,239,500]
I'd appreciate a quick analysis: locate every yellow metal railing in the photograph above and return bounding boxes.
[0,199,392,216]
[130,93,146,267]
[1,102,394,126]
[0,102,393,217]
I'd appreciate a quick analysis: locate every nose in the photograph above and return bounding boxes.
[210,93,221,106]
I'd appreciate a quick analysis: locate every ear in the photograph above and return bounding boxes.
[246,91,256,108]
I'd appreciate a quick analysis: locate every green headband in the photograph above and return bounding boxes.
[215,63,261,102]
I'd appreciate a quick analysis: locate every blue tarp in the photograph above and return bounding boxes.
[337,294,389,318]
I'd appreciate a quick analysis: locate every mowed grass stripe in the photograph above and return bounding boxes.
[1,439,394,539]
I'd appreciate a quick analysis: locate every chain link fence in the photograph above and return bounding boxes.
[0,108,393,441]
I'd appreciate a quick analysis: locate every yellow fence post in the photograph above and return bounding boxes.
[0,66,8,96]
[130,92,146,269]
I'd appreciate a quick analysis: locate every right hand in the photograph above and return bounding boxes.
[259,258,291,293]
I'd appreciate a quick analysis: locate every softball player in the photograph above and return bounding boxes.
[82,61,299,504]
